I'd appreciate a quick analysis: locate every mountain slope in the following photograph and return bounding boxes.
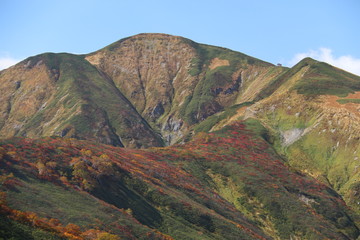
[86,33,287,144]
[213,57,360,221]
[1,120,358,239]
[0,53,163,148]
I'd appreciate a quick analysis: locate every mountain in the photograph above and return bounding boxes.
[1,33,360,239]
[0,33,284,147]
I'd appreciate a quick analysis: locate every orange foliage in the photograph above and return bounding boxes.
[65,223,82,235]
[0,190,122,240]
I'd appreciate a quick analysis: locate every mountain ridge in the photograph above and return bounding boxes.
[0,33,285,147]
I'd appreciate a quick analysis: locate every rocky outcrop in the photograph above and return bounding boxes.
[281,128,304,146]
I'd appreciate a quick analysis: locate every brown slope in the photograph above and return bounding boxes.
[86,33,285,144]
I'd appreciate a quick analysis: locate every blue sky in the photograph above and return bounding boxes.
[1,0,360,75]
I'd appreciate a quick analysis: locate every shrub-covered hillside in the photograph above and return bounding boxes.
[0,119,358,239]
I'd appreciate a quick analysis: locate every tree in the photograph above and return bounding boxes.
[46,161,57,169]
[36,161,48,176]
[93,154,115,176]
[73,161,96,190]
[64,223,81,236]
[81,149,93,158]
[96,232,121,240]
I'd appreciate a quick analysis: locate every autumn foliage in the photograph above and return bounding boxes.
[0,121,358,239]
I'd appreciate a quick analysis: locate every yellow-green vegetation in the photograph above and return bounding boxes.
[257,100,360,215]
[282,121,360,208]
[206,170,278,238]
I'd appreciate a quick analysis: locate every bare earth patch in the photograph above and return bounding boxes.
[322,91,360,117]
[85,53,105,66]
[209,58,230,70]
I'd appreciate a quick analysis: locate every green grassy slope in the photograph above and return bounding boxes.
[258,57,360,98]
[291,58,360,96]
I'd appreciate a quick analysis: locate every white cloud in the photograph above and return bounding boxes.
[0,57,20,71]
[289,48,360,76]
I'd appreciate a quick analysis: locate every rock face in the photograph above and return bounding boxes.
[281,128,304,146]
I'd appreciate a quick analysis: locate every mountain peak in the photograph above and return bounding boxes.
[129,32,183,39]
[296,57,318,65]
[97,32,193,54]
[291,57,360,96]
